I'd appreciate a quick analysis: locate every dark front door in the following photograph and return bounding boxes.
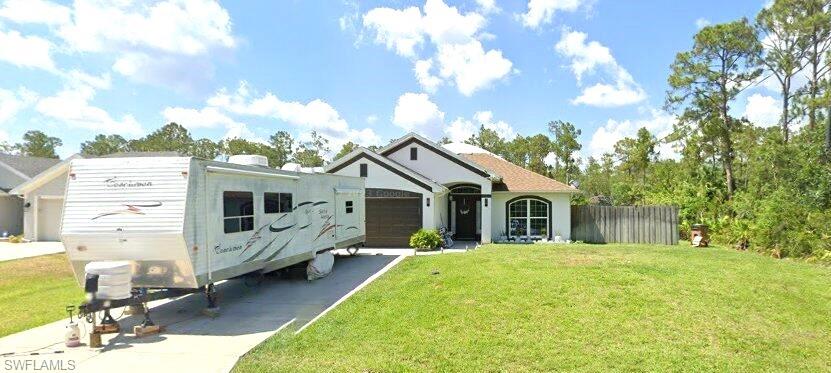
[454,196,477,240]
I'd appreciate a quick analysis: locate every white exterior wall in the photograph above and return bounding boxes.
[22,171,68,241]
[386,143,493,242]
[434,192,448,229]
[328,158,437,231]
[491,192,571,241]
[0,195,23,235]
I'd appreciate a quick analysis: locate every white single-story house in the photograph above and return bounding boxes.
[9,152,181,242]
[8,154,82,241]
[0,154,63,238]
[325,133,579,246]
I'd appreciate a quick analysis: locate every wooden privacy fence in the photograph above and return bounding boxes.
[570,205,680,245]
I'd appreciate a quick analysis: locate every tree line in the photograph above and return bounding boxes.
[1,123,339,168]
[459,0,831,263]
[2,0,828,262]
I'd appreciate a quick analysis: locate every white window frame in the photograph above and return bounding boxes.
[508,198,549,240]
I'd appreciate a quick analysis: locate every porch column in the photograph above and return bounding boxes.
[480,183,492,243]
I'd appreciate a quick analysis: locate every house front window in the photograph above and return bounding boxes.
[508,198,549,239]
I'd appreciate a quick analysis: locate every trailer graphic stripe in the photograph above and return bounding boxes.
[243,235,282,263]
[296,200,328,208]
[91,201,163,220]
[268,223,296,233]
[262,236,295,262]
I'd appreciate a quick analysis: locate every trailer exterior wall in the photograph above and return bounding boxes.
[62,157,196,288]
[62,157,365,290]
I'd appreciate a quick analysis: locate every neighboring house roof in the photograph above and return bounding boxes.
[379,133,499,181]
[0,153,62,194]
[9,154,83,195]
[460,153,579,193]
[0,153,62,178]
[325,147,447,193]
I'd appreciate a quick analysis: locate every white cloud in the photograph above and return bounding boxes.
[162,106,242,130]
[445,117,477,142]
[555,29,615,83]
[363,6,424,57]
[476,0,500,14]
[0,0,70,26]
[64,69,111,90]
[392,92,445,138]
[194,82,382,149]
[56,0,234,55]
[208,83,352,136]
[587,108,677,160]
[0,87,37,124]
[0,0,236,89]
[555,29,645,107]
[363,0,513,96]
[444,110,516,142]
[35,85,143,136]
[572,80,646,107]
[0,29,56,71]
[366,114,379,124]
[695,18,710,29]
[435,40,512,96]
[519,0,585,29]
[421,0,485,45]
[415,59,443,93]
[743,93,780,128]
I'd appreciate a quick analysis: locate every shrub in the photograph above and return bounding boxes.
[409,229,443,251]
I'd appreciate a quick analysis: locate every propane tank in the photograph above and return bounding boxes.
[64,306,81,348]
[65,323,80,347]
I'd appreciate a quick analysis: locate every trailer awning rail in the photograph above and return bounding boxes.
[206,166,300,180]
[334,188,364,195]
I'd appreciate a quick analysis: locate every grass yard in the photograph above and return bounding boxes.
[0,254,84,337]
[236,244,831,372]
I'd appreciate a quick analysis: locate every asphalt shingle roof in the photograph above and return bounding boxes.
[460,153,578,193]
[0,153,61,178]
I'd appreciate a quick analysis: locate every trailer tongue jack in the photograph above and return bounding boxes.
[79,286,209,346]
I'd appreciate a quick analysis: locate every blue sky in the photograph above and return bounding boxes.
[0,0,780,161]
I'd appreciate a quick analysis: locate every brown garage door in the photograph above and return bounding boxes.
[365,198,421,247]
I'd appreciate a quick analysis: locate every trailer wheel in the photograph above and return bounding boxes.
[346,246,359,256]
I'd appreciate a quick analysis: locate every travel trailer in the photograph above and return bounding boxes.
[60,155,365,324]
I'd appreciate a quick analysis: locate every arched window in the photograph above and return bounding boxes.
[449,185,481,194]
[508,198,549,239]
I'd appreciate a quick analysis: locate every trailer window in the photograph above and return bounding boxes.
[264,192,293,214]
[345,200,353,214]
[224,191,254,233]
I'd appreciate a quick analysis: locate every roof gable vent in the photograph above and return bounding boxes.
[228,154,269,167]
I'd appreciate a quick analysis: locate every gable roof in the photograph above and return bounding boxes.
[9,154,83,195]
[0,153,62,179]
[378,133,498,180]
[325,147,447,193]
[460,153,578,193]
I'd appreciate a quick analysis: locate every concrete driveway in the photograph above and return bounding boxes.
[0,253,403,373]
[0,242,64,262]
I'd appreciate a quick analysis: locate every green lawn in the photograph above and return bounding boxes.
[0,254,84,337]
[235,244,831,372]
